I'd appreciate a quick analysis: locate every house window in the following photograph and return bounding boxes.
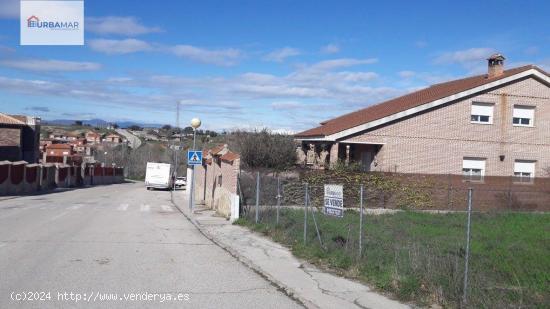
[512,105,535,127]
[470,102,494,124]
[462,158,486,181]
[514,160,535,183]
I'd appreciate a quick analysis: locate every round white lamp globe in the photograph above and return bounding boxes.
[190,118,201,129]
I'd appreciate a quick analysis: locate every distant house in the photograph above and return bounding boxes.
[85,131,101,144]
[66,132,79,141]
[295,55,550,179]
[0,113,41,163]
[105,134,122,143]
[45,143,73,157]
[69,138,91,155]
[43,143,82,165]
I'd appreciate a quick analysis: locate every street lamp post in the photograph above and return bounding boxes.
[189,118,201,211]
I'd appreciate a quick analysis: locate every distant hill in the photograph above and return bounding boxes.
[42,118,163,128]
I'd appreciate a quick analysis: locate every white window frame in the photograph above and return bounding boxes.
[512,105,535,127]
[513,160,536,183]
[462,157,486,181]
[470,102,494,125]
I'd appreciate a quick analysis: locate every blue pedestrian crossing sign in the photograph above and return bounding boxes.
[187,150,203,165]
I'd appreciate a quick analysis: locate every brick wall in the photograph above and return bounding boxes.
[0,127,22,161]
[194,154,240,218]
[343,77,550,177]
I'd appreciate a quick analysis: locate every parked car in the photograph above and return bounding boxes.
[175,176,186,189]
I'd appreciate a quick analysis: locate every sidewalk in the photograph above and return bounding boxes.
[171,191,409,309]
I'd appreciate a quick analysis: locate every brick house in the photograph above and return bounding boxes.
[295,55,550,179]
[69,138,91,155]
[45,143,73,157]
[85,131,101,144]
[104,134,122,143]
[0,113,41,163]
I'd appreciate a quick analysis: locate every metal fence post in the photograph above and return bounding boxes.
[255,171,260,224]
[276,176,281,225]
[304,183,308,245]
[463,188,473,305]
[308,190,324,248]
[359,185,364,258]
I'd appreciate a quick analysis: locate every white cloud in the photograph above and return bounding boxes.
[87,16,162,36]
[0,57,401,131]
[306,58,378,71]
[434,47,496,65]
[320,44,340,54]
[335,71,378,82]
[263,47,301,62]
[0,0,19,19]
[169,45,241,66]
[88,39,242,66]
[433,47,498,74]
[398,70,416,78]
[88,39,153,54]
[270,101,303,110]
[0,45,16,54]
[0,59,101,72]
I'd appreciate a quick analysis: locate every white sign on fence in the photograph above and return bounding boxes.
[324,184,344,217]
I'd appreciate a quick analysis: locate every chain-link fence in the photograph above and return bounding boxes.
[237,170,549,308]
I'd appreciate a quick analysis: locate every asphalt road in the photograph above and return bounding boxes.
[116,129,142,149]
[0,183,301,308]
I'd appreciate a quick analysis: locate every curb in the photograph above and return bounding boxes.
[170,192,314,308]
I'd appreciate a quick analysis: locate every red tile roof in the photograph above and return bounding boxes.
[0,113,25,126]
[46,144,72,149]
[210,144,226,155]
[220,151,240,163]
[296,65,549,138]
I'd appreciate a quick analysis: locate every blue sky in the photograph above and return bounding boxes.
[0,0,548,132]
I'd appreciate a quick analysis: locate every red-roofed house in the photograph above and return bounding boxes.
[45,143,73,157]
[105,134,122,143]
[85,131,101,144]
[295,55,550,178]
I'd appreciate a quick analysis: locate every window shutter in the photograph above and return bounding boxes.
[513,106,534,118]
[463,158,486,170]
[471,103,493,116]
[514,160,535,175]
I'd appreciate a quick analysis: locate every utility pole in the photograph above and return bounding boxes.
[188,118,201,212]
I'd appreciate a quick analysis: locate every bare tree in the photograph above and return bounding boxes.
[230,128,296,170]
[96,142,187,180]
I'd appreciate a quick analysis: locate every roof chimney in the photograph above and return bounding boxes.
[487,53,505,78]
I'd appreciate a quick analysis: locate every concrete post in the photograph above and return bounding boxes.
[329,143,339,167]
